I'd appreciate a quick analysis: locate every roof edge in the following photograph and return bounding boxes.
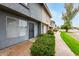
[42,3,52,18]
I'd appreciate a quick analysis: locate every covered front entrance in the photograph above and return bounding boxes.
[29,22,34,39]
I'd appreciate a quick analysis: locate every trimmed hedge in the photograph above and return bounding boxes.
[47,30,54,35]
[31,32,55,56]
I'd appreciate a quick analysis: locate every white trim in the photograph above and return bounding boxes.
[6,16,18,32]
[6,16,28,38]
[6,16,18,21]
[6,16,19,38]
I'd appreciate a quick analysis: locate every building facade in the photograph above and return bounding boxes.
[50,20,57,30]
[0,3,52,49]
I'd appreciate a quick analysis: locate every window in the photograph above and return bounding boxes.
[6,17,19,38]
[19,20,27,36]
[6,16,27,38]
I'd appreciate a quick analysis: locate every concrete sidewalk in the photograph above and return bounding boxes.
[55,31,75,56]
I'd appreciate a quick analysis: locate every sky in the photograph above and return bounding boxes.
[47,3,79,27]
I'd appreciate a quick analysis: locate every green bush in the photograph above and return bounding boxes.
[37,34,46,37]
[47,30,54,35]
[31,34,55,56]
[53,29,58,32]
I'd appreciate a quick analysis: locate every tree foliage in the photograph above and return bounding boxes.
[62,3,79,32]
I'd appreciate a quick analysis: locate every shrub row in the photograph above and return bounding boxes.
[47,30,54,35]
[31,30,55,56]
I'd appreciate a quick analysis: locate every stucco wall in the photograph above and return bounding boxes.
[34,22,38,37]
[0,3,30,17]
[0,3,51,26]
[0,10,29,49]
[28,3,42,22]
[0,10,6,49]
[0,3,51,49]
[41,7,51,26]
[0,10,39,49]
[28,3,51,26]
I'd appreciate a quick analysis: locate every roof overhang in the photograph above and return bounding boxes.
[41,3,52,18]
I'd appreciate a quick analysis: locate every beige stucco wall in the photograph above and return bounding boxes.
[0,3,30,17]
[0,3,51,27]
[41,7,51,26]
[28,3,42,22]
[28,3,51,26]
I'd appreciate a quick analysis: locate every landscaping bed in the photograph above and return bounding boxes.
[60,31,79,55]
[31,30,55,56]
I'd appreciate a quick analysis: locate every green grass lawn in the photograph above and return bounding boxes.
[60,31,79,56]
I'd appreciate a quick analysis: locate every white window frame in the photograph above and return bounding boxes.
[6,16,19,38]
[6,16,28,38]
[19,19,27,36]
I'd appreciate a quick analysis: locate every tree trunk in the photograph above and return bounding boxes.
[66,29,68,32]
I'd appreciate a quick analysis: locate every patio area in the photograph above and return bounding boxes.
[0,38,35,56]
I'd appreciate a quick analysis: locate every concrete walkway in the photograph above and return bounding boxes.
[0,40,33,56]
[55,31,75,56]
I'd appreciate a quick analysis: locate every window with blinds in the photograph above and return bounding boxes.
[6,16,27,38]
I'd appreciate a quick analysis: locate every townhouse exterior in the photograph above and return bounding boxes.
[50,20,57,30]
[0,3,52,49]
